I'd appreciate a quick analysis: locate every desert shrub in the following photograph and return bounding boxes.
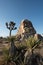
[25,36,37,48]
[26,36,41,48]
[3,47,10,62]
[24,36,42,64]
[2,47,17,65]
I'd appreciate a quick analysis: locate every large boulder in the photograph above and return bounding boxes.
[17,19,36,40]
[34,34,43,40]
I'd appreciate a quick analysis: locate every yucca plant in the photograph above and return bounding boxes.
[2,47,11,64]
[26,37,35,47]
[24,36,41,64]
[25,36,41,54]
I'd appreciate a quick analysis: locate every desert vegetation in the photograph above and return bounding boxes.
[0,20,43,65]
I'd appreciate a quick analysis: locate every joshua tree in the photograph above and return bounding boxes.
[6,21,17,37]
[6,21,17,60]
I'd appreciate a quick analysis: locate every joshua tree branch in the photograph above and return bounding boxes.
[13,27,17,30]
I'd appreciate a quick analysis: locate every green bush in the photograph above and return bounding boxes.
[3,47,10,62]
[25,36,37,48]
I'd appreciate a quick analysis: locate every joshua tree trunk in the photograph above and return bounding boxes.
[9,39,17,58]
[10,30,11,37]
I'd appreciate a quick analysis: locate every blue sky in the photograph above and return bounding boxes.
[0,0,43,37]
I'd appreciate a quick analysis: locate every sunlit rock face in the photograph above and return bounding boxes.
[17,19,36,39]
